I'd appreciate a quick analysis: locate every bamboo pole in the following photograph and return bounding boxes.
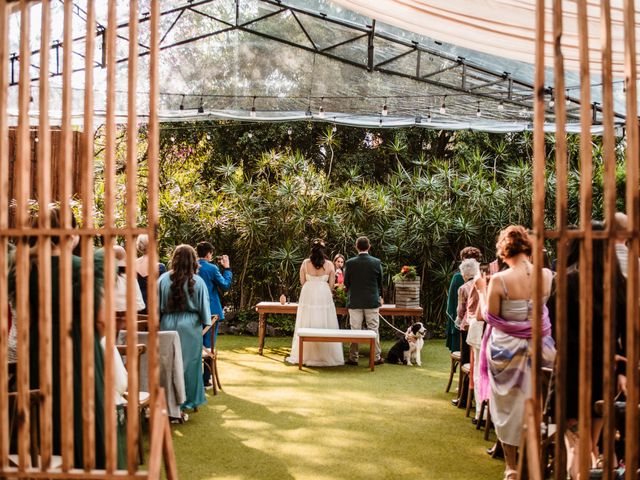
[103,0,118,473]
[599,2,618,479]
[622,0,640,474]
[60,0,75,469]
[147,0,160,423]
[551,0,569,478]
[125,0,140,472]
[81,0,96,470]
[37,0,53,470]
[15,0,32,470]
[576,1,594,478]
[0,0,10,472]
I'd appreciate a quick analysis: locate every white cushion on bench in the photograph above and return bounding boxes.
[297,328,376,339]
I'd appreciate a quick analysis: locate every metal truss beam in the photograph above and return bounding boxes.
[8,0,623,121]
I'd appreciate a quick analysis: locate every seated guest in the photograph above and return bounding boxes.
[549,220,627,473]
[446,247,482,355]
[195,241,232,387]
[114,245,145,313]
[158,244,211,412]
[456,258,483,423]
[333,254,345,285]
[475,226,556,480]
[8,204,114,468]
[135,234,167,313]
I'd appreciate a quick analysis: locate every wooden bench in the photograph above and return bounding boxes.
[296,328,378,371]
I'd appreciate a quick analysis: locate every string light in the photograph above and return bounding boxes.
[332,117,337,132]
[206,133,211,140]
[247,132,253,139]
[170,136,175,142]
[179,95,185,111]
[250,96,256,117]
[476,102,481,117]
[381,99,388,117]
[498,100,504,111]
[287,128,292,136]
[440,96,446,114]
[319,97,325,118]
[549,96,555,108]
[197,97,204,114]
[427,107,432,123]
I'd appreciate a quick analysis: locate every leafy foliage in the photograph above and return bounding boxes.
[93,121,627,337]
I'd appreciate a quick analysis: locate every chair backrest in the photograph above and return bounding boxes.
[202,315,220,351]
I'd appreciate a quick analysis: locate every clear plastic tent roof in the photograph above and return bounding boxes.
[6,0,627,133]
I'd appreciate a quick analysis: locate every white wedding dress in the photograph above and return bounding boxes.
[286,273,345,367]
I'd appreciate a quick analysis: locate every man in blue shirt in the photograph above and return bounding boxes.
[196,242,232,386]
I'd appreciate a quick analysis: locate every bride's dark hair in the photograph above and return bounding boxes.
[309,239,327,270]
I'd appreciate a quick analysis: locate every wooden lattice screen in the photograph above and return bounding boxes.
[0,1,177,478]
[526,1,639,479]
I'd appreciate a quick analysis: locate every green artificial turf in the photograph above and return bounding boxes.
[168,336,505,480]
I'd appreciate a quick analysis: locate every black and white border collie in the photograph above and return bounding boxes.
[385,322,426,366]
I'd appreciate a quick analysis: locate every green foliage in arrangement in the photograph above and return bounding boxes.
[93,121,628,337]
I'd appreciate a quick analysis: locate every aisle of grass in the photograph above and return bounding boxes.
[168,336,504,480]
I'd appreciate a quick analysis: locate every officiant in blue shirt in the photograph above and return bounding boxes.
[196,241,232,358]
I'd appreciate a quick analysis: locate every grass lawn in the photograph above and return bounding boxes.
[167,335,505,480]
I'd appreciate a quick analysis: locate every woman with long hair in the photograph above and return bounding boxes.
[333,253,345,285]
[475,226,556,480]
[159,244,211,411]
[285,239,344,366]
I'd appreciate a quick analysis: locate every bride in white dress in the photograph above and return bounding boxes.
[286,240,345,366]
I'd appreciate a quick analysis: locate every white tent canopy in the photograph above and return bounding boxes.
[6,0,634,132]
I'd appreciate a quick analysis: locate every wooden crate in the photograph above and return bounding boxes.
[394,278,421,308]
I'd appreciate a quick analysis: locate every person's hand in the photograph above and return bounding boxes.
[379,296,384,306]
[220,255,230,269]
[618,374,628,396]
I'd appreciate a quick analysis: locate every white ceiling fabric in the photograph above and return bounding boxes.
[331,0,640,75]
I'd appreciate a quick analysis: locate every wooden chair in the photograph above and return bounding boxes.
[116,344,150,465]
[202,316,221,396]
[459,363,471,411]
[446,351,461,393]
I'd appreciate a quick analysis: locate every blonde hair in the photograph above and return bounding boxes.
[136,234,149,255]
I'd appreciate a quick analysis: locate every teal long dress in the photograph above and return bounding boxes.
[158,272,211,410]
[445,271,464,352]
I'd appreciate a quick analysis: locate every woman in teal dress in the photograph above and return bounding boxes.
[158,244,211,411]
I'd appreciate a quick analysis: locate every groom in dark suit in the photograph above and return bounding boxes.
[344,236,384,365]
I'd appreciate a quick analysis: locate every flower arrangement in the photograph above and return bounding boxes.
[334,283,347,307]
[393,265,418,283]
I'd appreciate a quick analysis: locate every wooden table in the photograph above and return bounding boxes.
[254,302,424,355]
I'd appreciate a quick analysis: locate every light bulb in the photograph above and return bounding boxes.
[170,136,175,142]
[549,98,555,108]
[247,132,253,139]
[427,113,432,123]
[287,128,292,135]
[332,125,337,132]
[381,104,388,116]
[498,101,504,111]
[206,133,211,140]
[250,106,256,118]
[476,105,481,117]
[319,106,325,118]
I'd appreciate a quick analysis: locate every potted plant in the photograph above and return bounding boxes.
[392,266,420,308]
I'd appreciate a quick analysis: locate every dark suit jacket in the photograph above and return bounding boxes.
[344,253,383,309]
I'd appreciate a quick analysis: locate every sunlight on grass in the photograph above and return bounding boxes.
[168,336,505,480]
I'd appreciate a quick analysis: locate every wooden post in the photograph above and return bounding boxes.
[623,0,640,474]
[126,0,140,472]
[0,0,10,472]
[551,0,568,477]
[37,0,53,470]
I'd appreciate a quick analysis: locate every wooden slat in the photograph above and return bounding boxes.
[576,1,594,479]
[146,0,160,424]
[599,2,618,479]
[37,0,53,470]
[125,0,140,472]
[623,0,640,474]
[0,0,10,471]
[59,0,75,469]
[551,1,568,478]
[15,0,32,470]
[80,0,96,470]
[103,0,118,473]
[531,0,545,460]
